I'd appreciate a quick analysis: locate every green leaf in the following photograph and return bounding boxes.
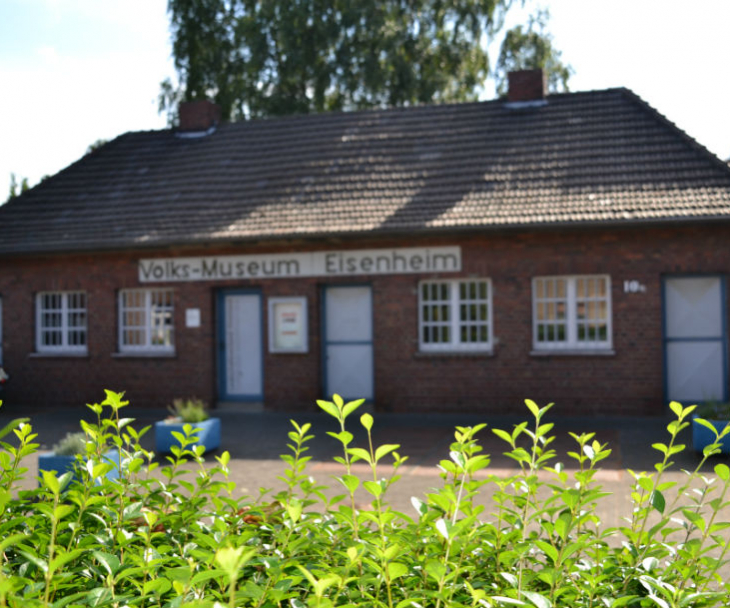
[637,477,654,493]
[492,428,513,444]
[0,417,29,441]
[360,412,374,432]
[489,597,527,606]
[363,480,383,498]
[342,399,364,419]
[49,549,85,573]
[411,496,427,517]
[388,561,408,580]
[54,504,75,521]
[0,533,25,554]
[190,569,226,586]
[650,490,666,514]
[524,399,540,418]
[327,431,354,446]
[396,600,426,608]
[424,560,446,582]
[41,469,61,496]
[316,400,339,419]
[535,540,558,564]
[143,577,172,596]
[375,443,400,462]
[714,463,730,481]
[215,546,255,579]
[347,447,372,464]
[337,474,360,494]
[19,551,48,574]
[93,551,120,576]
[86,587,113,607]
[285,497,303,523]
[522,590,552,608]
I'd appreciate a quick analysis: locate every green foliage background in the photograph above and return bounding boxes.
[160,0,573,122]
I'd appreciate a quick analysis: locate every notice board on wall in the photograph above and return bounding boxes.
[269,297,308,353]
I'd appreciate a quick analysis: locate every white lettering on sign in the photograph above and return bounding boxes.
[623,280,647,293]
[139,247,461,282]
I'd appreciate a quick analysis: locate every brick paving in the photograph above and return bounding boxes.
[4,403,728,526]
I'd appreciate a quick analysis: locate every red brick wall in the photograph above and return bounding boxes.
[1,223,728,416]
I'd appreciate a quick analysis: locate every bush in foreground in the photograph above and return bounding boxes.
[0,391,729,607]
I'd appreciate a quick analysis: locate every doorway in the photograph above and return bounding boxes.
[322,285,374,401]
[663,276,727,404]
[217,290,263,401]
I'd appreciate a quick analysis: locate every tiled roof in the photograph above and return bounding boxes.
[2,87,730,255]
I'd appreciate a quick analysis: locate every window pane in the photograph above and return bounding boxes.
[420,280,490,350]
[38,292,87,351]
[557,280,566,298]
[120,289,174,350]
[535,276,609,348]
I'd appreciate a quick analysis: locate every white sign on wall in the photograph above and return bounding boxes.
[139,246,461,283]
[185,308,201,328]
[269,297,308,353]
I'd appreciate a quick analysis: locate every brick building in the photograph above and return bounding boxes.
[1,70,729,415]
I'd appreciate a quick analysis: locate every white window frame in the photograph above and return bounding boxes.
[119,288,175,353]
[35,291,88,354]
[418,279,493,352]
[532,275,612,352]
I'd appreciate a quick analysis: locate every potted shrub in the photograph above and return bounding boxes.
[154,398,221,453]
[38,431,120,481]
[691,400,730,455]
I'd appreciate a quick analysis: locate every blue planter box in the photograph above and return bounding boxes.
[38,450,121,482]
[692,417,730,454]
[154,418,221,453]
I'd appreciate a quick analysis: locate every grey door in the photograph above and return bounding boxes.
[218,290,263,400]
[664,276,727,403]
[323,286,374,401]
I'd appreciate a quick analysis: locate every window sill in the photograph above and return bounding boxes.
[112,351,177,359]
[415,349,495,358]
[530,349,616,357]
[29,351,89,359]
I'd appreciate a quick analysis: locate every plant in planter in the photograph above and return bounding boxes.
[38,431,120,481]
[692,400,730,455]
[154,397,221,453]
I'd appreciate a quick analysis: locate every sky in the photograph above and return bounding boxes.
[1,0,729,201]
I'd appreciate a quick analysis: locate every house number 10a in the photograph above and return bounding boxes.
[623,280,646,293]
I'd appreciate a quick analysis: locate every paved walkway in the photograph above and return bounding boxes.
[2,402,729,529]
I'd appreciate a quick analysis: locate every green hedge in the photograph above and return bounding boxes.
[0,391,729,607]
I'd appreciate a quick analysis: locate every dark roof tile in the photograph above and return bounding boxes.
[2,87,730,254]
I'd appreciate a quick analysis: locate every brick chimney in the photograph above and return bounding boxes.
[507,69,547,102]
[178,100,222,131]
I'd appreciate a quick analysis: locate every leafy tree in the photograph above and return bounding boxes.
[6,173,29,203]
[160,0,571,122]
[494,8,573,96]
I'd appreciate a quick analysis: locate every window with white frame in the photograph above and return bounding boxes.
[119,289,174,352]
[36,291,87,353]
[532,275,611,351]
[419,279,492,351]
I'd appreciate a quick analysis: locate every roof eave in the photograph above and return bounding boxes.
[2,214,730,259]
